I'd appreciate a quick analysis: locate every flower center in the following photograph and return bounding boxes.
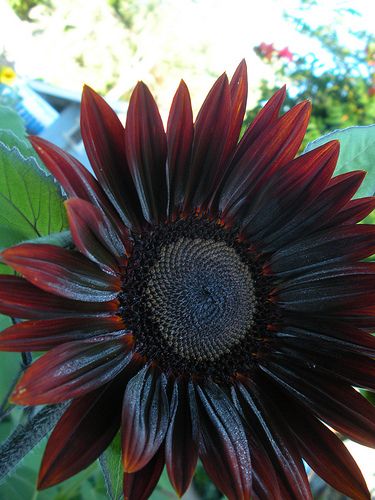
[120,216,271,380]
[145,237,256,362]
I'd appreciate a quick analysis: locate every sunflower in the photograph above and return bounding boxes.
[1,60,375,500]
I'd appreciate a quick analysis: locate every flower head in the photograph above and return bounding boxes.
[257,42,276,61]
[278,46,293,62]
[0,66,16,86]
[1,60,375,500]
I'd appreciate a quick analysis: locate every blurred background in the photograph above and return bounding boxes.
[0,0,374,165]
[0,0,374,498]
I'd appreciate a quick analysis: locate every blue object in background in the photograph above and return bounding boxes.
[0,80,58,134]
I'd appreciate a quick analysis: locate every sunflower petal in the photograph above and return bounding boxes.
[30,136,114,216]
[219,100,311,213]
[224,60,248,161]
[0,276,117,319]
[331,196,375,226]
[125,82,167,224]
[165,381,198,496]
[273,337,375,391]
[122,365,169,473]
[234,380,312,500]
[265,170,366,250]
[274,322,375,357]
[2,244,121,302]
[270,224,375,277]
[123,447,164,500]
[12,336,131,405]
[290,407,370,500]
[183,73,231,211]
[80,86,144,229]
[195,380,252,500]
[167,80,194,215]
[38,380,123,489]
[240,141,338,237]
[65,198,129,270]
[209,60,248,209]
[277,263,375,312]
[232,85,286,165]
[247,434,282,500]
[261,362,375,447]
[0,316,125,351]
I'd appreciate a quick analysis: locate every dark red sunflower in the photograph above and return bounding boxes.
[1,60,375,500]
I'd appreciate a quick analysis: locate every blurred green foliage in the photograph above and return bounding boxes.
[107,0,160,29]
[247,2,375,149]
[7,0,52,20]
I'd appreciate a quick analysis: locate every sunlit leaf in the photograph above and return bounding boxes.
[0,143,68,244]
[151,469,178,499]
[305,124,375,197]
[99,432,123,500]
[0,106,26,138]
[0,129,45,171]
[0,142,69,278]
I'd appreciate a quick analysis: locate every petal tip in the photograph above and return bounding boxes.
[81,84,99,102]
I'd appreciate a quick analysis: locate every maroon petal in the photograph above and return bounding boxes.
[233,380,312,500]
[240,141,338,240]
[122,365,169,472]
[12,335,132,405]
[165,381,198,496]
[290,407,370,500]
[0,315,125,351]
[2,244,121,302]
[235,85,286,157]
[209,61,248,209]
[123,446,165,500]
[276,263,375,312]
[270,224,375,278]
[125,82,167,224]
[66,198,130,271]
[38,379,124,489]
[194,380,252,500]
[30,136,114,217]
[247,434,282,500]
[339,305,375,330]
[219,100,311,214]
[80,86,144,230]
[223,60,248,163]
[265,170,366,250]
[331,196,375,226]
[183,73,231,211]
[166,80,194,216]
[0,276,117,319]
[287,345,375,395]
[274,322,375,357]
[261,362,375,447]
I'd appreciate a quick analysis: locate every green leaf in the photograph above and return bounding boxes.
[0,350,19,420]
[0,106,26,138]
[100,433,180,500]
[151,469,178,499]
[0,142,68,274]
[0,129,45,171]
[0,314,12,332]
[0,458,107,500]
[305,124,375,197]
[99,433,123,500]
